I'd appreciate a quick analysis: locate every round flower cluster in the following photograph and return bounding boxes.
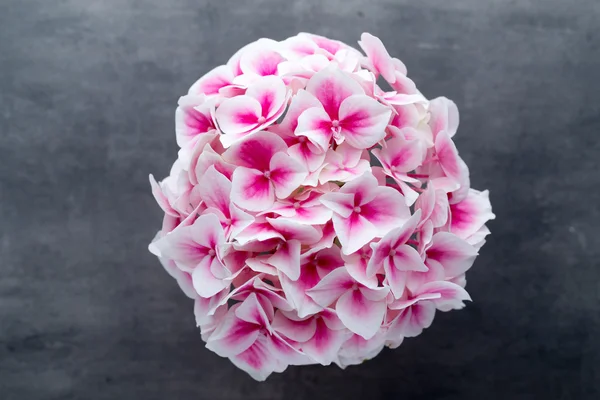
[149,32,495,380]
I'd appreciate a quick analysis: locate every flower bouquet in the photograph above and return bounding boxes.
[149,32,495,380]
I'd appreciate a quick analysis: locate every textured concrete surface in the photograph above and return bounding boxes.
[1,0,599,399]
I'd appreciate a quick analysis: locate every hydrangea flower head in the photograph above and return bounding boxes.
[149,32,495,381]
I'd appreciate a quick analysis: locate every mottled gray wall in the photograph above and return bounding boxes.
[1,0,599,399]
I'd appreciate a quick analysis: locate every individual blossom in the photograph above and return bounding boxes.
[320,171,410,254]
[224,131,308,212]
[295,68,392,150]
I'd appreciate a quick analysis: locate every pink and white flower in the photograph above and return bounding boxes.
[215,76,288,147]
[366,211,428,298]
[268,187,333,225]
[224,131,308,212]
[295,68,391,150]
[320,172,410,254]
[150,213,233,298]
[149,32,494,380]
[279,246,344,318]
[307,268,389,340]
[197,165,254,240]
[319,143,371,183]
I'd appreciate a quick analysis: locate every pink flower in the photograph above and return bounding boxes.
[295,68,391,150]
[276,90,326,171]
[372,135,426,205]
[320,172,410,254]
[342,244,378,288]
[307,268,389,339]
[206,293,297,381]
[264,217,322,281]
[319,143,371,183]
[387,281,472,338]
[197,165,254,240]
[269,187,333,225]
[224,131,308,212]
[215,76,288,147]
[279,247,344,318]
[149,32,494,380]
[366,211,428,298]
[150,213,232,298]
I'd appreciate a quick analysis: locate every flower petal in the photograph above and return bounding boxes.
[234,292,272,327]
[358,33,396,84]
[267,239,302,281]
[372,136,425,175]
[416,281,472,311]
[223,130,287,171]
[231,167,274,212]
[435,131,463,181]
[279,89,322,135]
[206,304,259,357]
[269,152,308,199]
[234,218,285,245]
[192,143,235,184]
[215,95,261,135]
[334,212,379,255]
[295,106,333,152]
[192,258,229,298]
[336,289,386,339]
[338,94,391,149]
[306,68,364,119]
[387,302,436,338]
[427,232,478,278]
[429,96,459,138]
[272,312,317,343]
[301,317,349,365]
[188,65,234,96]
[240,45,284,76]
[383,261,408,298]
[194,288,230,325]
[361,186,411,235]
[319,191,355,219]
[306,267,353,307]
[267,217,323,244]
[450,189,495,239]
[197,165,232,216]
[246,75,288,118]
[279,269,324,318]
[229,335,279,381]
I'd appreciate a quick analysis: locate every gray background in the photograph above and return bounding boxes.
[1,0,599,399]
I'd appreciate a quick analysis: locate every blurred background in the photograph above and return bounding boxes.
[1,0,599,399]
